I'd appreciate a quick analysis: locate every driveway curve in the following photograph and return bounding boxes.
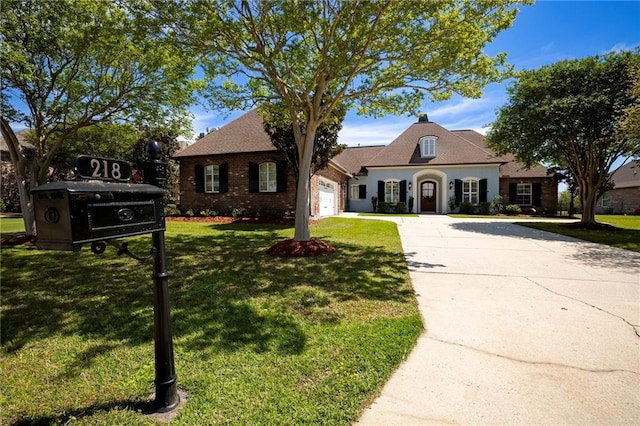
[351,215,640,425]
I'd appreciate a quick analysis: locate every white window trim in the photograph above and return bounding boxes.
[419,136,437,158]
[516,183,532,206]
[385,179,400,204]
[259,162,277,193]
[462,178,479,205]
[350,184,360,200]
[204,164,219,193]
[601,192,609,207]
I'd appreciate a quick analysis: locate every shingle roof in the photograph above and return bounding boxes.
[611,161,640,188]
[331,145,386,175]
[364,121,506,167]
[174,109,276,158]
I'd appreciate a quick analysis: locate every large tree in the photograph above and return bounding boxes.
[0,0,196,235]
[260,101,347,183]
[160,0,525,241]
[486,50,640,226]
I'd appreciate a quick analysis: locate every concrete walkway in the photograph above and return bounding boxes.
[350,215,640,425]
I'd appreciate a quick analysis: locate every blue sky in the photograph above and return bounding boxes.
[190,0,640,146]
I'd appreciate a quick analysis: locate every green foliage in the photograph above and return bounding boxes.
[505,204,522,215]
[491,195,505,213]
[0,218,421,424]
[487,50,640,224]
[260,102,347,179]
[371,196,378,212]
[459,201,475,215]
[408,196,414,213]
[0,0,196,235]
[0,199,5,212]
[448,196,457,211]
[396,202,407,214]
[477,202,492,215]
[377,202,391,213]
[160,0,525,241]
[164,204,181,217]
[48,123,139,176]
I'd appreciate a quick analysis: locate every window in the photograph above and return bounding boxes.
[351,184,360,200]
[259,162,277,192]
[601,192,609,207]
[385,180,400,204]
[516,183,532,205]
[419,136,437,158]
[462,179,478,204]
[204,165,219,193]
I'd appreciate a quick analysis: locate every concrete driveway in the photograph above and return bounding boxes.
[352,215,640,425]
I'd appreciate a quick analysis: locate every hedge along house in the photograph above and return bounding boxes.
[173,109,349,217]
[332,115,558,214]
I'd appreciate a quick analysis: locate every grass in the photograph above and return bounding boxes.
[0,217,422,425]
[519,215,640,253]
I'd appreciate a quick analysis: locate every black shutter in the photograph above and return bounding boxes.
[195,165,204,193]
[454,179,462,206]
[378,180,385,202]
[219,163,229,193]
[509,183,517,204]
[479,178,488,203]
[532,183,542,206]
[400,180,407,203]
[358,184,366,199]
[248,162,259,193]
[276,161,287,192]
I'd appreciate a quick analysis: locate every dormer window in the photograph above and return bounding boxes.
[419,136,437,158]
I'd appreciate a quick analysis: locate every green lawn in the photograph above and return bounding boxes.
[1,217,422,425]
[519,215,640,253]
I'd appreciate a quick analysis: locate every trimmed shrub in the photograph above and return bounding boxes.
[505,204,522,215]
[478,202,491,215]
[396,202,407,213]
[459,201,475,214]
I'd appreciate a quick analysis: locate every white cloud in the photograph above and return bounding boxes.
[339,117,415,147]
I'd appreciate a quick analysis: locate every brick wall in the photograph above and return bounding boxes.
[596,187,640,214]
[499,177,558,213]
[177,152,296,215]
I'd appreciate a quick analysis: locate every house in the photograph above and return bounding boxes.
[596,161,640,214]
[173,109,349,217]
[174,111,558,216]
[333,114,558,214]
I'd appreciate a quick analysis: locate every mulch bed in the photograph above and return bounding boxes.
[265,238,337,257]
[0,234,36,247]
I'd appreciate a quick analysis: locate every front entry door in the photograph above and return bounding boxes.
[421,181,437,212]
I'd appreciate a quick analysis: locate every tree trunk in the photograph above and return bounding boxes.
[293,130,317,241]
[0,117,37,235]
[16,173,36,236]
[579,181,598,225]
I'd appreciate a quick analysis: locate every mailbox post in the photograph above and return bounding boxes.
[31,142,181,413]
[145,140,180,412]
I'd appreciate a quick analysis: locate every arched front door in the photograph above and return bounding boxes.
[421,181,437,212]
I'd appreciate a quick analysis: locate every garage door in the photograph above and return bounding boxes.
[319,179,336,217]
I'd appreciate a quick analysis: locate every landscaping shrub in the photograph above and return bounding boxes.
[396,201,407,213]
[371,196,378,212]
[408,196,414,213]
[377,201,390,213]
[505,204,522,215]
[459,201,475,214]
[164,203,181,216]
[478,202,491,215]
[490,195,504,214]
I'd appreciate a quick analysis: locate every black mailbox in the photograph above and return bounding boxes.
[32,180,165,251]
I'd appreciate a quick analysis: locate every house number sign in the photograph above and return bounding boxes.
[74,155,131,182]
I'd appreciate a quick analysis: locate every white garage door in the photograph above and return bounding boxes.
[319,179,336,217]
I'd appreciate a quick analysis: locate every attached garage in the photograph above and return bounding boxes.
[318,178,337,217]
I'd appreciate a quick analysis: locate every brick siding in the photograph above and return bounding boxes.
[177,152,296,215]
[499,177,558,214]
[596,187,640,214]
